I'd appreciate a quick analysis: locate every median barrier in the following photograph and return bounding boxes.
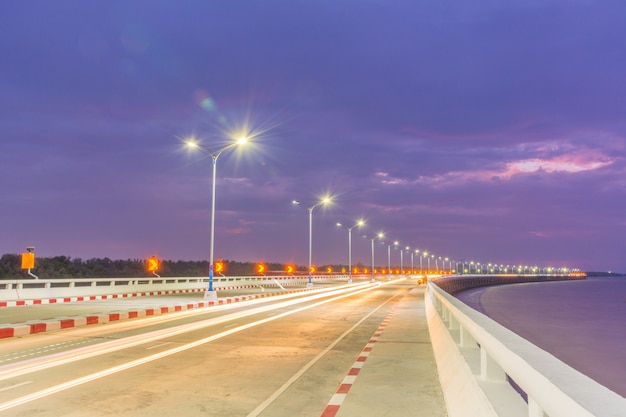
[0,275,352,304]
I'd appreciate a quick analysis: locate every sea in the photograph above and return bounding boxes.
[455,276,626,397]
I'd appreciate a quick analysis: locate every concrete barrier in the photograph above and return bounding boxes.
[433,274,585,295]
[426,280,626,417]
[0,275,352,303]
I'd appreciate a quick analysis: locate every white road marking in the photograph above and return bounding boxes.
[0,280,403,412]
[145,342,173,350]
[0,381,32,393]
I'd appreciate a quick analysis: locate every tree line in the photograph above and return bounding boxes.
[0,254,356,279]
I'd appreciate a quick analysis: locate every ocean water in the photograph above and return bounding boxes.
[456,276,626,397]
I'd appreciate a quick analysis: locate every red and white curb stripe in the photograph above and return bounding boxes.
[0,282,305,308]
[320,308,396,417]
[0,288,311,339]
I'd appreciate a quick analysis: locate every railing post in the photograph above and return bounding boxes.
[460,326,477,348]
[448,314,459,331]
[439,305,446,321]
[528,397,546,417]
[480,346,506,381]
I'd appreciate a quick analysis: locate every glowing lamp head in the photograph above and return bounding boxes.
[236,137,248,145]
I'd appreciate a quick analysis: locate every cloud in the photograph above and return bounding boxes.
[410,147,616,188]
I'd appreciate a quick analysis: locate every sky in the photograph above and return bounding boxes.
[1,0,625,273]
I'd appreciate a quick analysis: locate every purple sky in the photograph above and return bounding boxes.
[1,1,625,273]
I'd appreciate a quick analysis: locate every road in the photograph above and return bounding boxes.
[0,279,446,417]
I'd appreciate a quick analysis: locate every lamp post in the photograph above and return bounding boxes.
[370,232,384,282]
[293,197,332,287]
[401,246,409,274]
[421,251,427,274]
[337,219,365,283]
[387,241,398,280]
[186,136,248,300]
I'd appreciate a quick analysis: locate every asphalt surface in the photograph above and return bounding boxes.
[0,280,447,416]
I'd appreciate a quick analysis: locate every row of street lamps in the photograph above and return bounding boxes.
[184,135,578,299]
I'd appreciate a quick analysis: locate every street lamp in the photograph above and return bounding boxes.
[292,197,332,287]
[406,246,413,273]
[186,136,248,300]
[387,241,398,280]
[337,219,365,283]
[370,232,384,282]
[401,246,409,274]
[421,251,428,273]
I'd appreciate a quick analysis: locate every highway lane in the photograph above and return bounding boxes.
[0,287,315,325]
[0,280,414,416]
[0,284,354,366]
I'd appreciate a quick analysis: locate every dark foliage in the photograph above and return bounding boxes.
[0,254,354,279]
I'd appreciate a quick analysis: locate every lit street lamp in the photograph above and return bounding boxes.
[337,219,365,283]
[370,232,384,282]
[387,241,398,280]
[401,246,409,274]
[292,197,332,287]
[186,136,248,300]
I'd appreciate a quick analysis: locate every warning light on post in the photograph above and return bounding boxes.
[147,256,160,272]
[256,263,267,274]
[215,261,225,274]
[21,252,35,269]
[286,264,295,274]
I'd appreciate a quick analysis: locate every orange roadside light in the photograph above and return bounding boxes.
[147,256,159,272]
[310,266,316,273]
[21,253,35,269]
[256,263,266,274]
[326,266,333,273]
[215,261,225,274]
[286,264,295,274]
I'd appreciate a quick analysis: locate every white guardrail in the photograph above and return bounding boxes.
[0,275,351,302]
[426,280,626,417]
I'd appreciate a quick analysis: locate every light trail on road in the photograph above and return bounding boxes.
[0,282,366,378]
[0,280,403,413]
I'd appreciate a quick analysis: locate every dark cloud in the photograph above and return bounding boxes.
[1,0,625,272]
